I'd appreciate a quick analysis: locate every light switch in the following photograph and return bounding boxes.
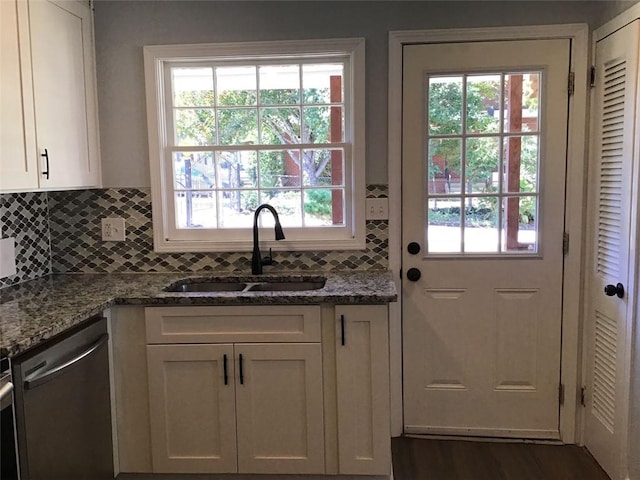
[0,237,17,278]
[365,198,389,220]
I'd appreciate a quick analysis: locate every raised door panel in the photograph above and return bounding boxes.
[335,305,390,475]
[29,0,99,189]
[0,0,38,191]
[147,344,237,473]
[235,343,325,474]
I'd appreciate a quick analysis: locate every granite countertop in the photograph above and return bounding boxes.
[0,271,397,357]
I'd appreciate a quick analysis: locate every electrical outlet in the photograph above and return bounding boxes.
[365,198,389,220]
[0,237,17,278]
[102,218,126,241]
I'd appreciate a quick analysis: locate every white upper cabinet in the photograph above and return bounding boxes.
[0,0,37,191]
[0,0,100,192]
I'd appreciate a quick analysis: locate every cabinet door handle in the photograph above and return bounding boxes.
[341,314,345,346]
[41,148,50,179]
[239,353,244,385]
[223,354,228,385]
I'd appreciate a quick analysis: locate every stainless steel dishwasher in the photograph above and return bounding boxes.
[12,316,113,480]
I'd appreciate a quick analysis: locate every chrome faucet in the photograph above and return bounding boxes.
[251,204,285,274]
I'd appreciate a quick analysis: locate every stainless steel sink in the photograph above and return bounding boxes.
[164,277,326,293]
[164,282,247,292]
[246,281,326,292]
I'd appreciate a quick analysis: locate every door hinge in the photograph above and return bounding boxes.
[590,66,596,88]
[559,383,565,406]
[563,232,570,255]
[581,386,586,407]
[568,72,575,96]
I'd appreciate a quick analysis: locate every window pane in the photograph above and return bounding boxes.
[257,150,292,188]
[464,197,499,253]
[174,191,216,229]
[259,65,300,105]
[302,63,343,104]
[303,106,334,143]
[260,107,301,144]
[173,152,214,190]
[428,76,463,135]
[465,137,499,194]
[303,149,341,187]
[466,75,500,134]
[502,196,538,252]
[504,73,540,133]
[260,189,302,227]
[174,109,215,146]
[304,189,343,226]
[218,108,258,145]
[217,151,256,189]
[216,66,257,106]
[172,67,213,107]
[428,138,461,195]
[428,198,461,253]
[218,190,259,228]
[503,135,539,193]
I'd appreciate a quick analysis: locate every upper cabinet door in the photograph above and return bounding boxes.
[29,0,100,189]
[0,0,38,191]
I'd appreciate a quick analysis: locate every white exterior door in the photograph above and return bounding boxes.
[402,39,570,438]
[584,19,639,480]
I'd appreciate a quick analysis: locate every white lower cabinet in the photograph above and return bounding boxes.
[112,303,391,478]
[145,306,325,475]
[335,305,391,475]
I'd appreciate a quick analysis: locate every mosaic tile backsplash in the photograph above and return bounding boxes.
[48,186,389,274]
[0,192,52,288]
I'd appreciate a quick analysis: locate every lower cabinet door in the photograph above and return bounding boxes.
[234,343,325,474]
[147,344,238,473]
[335,305,391,475]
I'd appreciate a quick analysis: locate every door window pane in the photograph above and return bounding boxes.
[428,198,462,253]
[502,196,538,252]
[428,76,463,135]
[504,73,540,133]
[466,75,501,134]
[429,138,461,195]
[465,137,499,194]
[464,197,499,253]
[503,135,539,193]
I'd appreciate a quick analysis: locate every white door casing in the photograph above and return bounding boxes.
[402,39,570,438]
[583,19,639,480]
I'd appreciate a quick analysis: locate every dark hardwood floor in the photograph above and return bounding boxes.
[392,437,610,480]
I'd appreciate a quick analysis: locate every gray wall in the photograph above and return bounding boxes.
[94,0,624,188]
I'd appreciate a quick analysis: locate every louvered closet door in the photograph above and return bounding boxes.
[584,19,639,480]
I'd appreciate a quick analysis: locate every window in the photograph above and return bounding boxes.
[425,72,542,254]
[144,39,365,252]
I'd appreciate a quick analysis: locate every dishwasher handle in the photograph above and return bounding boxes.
[24,334,108,390]
[0,381,13,401]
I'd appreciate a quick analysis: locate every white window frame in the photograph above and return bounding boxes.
[143,38,366,253]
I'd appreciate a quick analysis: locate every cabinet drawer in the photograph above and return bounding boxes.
[145,306,321,344]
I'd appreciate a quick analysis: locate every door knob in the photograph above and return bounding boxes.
[406,268,421,282]
[604,283,624,298]
[407,242,421,254]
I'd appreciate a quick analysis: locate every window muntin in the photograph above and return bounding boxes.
[426,72,541,255]
[167,61,347,231]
